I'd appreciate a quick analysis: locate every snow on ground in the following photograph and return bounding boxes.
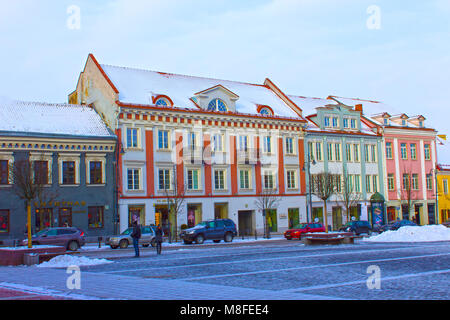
[363,225,450,242]
[37,255,113,268]
[0,245,62,251]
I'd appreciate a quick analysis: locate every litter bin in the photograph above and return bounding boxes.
[23,253,40,266]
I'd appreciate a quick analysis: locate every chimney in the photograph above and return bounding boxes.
[355,104,363,114]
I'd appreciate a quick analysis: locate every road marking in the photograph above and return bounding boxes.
[280,268,450,293]
[104,245,450,274]
[175,252,450,281]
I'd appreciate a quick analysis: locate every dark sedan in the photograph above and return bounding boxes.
[373,220,417,233]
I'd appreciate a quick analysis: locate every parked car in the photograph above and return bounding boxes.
[21,227,86,251]
[373,220,417,233]
[180,219,237,244]
[106,226,159,249]
[339,220,372,235]
[284,223,326,240]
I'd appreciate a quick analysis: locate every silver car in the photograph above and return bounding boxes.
[106,226,158,249]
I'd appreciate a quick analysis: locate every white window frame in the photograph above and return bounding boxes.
[127,168,141,191]
[85,154,106,186]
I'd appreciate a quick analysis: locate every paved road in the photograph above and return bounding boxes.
[0,239,449,300]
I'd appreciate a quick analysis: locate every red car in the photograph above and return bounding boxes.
[284,223,326,240]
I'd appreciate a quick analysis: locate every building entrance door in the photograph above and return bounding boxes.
[414,204,421,225]
[288,208,299,229]
[238,210,253,236]
[214,203,228,220]
[332,206,343,231]
[128,206,145,227]
[427,204,436,225]
[155,205,169,235]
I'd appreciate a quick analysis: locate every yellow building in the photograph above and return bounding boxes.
[436,164,450,224]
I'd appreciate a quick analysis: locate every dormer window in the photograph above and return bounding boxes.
[155,98,169,106]
[350,118,357,129]
[419,121,423,127]
[207,99,228,112]
[384,118,389,125]
[332,117,338,128]
[152,95,173,107]
[324,116,330,127]
[402,119,406,126]
[257,105,274,116]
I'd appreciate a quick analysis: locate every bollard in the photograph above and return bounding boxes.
[98,236,102,248]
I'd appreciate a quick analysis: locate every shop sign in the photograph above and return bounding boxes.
[34,201,87,207]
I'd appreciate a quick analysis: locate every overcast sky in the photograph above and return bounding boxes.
[1,0,449,143]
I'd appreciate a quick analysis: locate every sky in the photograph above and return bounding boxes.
[1,0,450,157]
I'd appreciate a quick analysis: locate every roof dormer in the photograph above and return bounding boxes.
[371,112,391,126]
[192,84,239,113]
[408,115,426,128]
[390,113,409,126]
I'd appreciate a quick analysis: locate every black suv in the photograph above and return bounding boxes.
[339,220,372,235]
[180,219,238,244]
[373,220,417,233]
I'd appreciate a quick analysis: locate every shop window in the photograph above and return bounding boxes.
[59,208,72,227]
[35,208,52,231]
[0,210,9,233]
[88,206,104,229]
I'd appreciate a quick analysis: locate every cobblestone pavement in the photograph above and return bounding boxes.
[0,240,449,300]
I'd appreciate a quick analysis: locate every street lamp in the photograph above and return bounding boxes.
[303,145,316,223]
[430,168,438,224]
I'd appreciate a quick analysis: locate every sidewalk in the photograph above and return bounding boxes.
[0,265,338,300]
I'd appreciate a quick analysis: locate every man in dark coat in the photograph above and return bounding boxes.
[155,225,163,255]
[131,217,141,257]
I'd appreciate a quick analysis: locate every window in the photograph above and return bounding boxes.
[285,137,294,155]
[62,161,76,185]
[89,161,102,184]
[334,143,341,162]
[88,206,104,229]
[212,134,223,152]
[126,128,139,148]
[263,171,275,189]
[0,160,9,185]
[364,145,370,162]
[370,145,376,162]
[0,210,9,233]
[426,174,433,190]
[346,144,352,162]
[410,143,417,160]
[287,170,297,189]
[239,136,248,152]
[188,132,197,151]
[327,143,334,161]
[384,118,389,125]
[34,161,48,185]
[187,169,200,190]
[315,142,323,161]
[158,130,169,149]
[350,118,357,129]
[335,175,342,193]
[402,119,406,126]
[155,98,169,106]
[343,118,349,128]
[263,136,272,154]
[214,170,226,190]
[424,144,431,160]
[208,99,227,112]
[388,174,395,191]
[372,175,378,193]
[401,143,408,159]
[260,107,272,116]
[324,116,330,127]
[239,169,251,189]
[354,175,361,193]
[402,174,410,190]
[353,144,360,162]
[412,174,419,190]
[332,117,338,128]
[366,175,371,193]
[443,179,448,194]
[158,169,171,190]
[127,169,140,190]
[386,142,393,159]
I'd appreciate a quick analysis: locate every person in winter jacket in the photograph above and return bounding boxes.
[131,217,141,257]
[155,225,163,255]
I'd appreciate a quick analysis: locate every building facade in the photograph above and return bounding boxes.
[0,100,117,241]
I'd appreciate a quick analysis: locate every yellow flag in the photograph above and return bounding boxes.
[438,134,447,140]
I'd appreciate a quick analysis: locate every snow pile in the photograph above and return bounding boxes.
[37,255,113,268]
[364,225,450,242]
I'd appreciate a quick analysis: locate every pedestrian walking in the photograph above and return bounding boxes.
[131,216,141,257]
[155,225,163,255]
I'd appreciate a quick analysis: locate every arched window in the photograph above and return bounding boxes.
[259,108,272,116]
[155,98,169,106]
[208,99,227,112]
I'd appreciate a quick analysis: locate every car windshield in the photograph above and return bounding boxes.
[196,222,208,227]
[35,229,48,237]
[293,224,306,229]
[121,228,132,235]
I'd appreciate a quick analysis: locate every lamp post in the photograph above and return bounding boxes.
[304,145,316,223]
[430,167,438,224]
[114,142,125,235]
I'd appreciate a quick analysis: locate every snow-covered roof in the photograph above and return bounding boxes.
[0,98,115,138]
[99,64,300,119]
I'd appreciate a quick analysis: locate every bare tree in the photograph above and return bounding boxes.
[398,166,419,221]
[336,174,362,223]
[311,172,340,233]
[9,157,54,248]
[163,168,187,242]
[255,188,281,238]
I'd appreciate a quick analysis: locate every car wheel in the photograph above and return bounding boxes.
[195,234,204,244]
[286,237,292,240]
[67,241,79,251]
[151,239,156,247]
[213,240,221,243]
[142,244,150,247]
[224,232,233,243]
[183,240,193,245]
[119,239,129,249]
[110,245,118,249]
